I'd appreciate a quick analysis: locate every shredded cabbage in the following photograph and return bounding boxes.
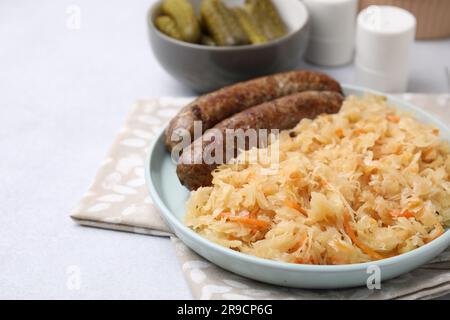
[185,95,450,264]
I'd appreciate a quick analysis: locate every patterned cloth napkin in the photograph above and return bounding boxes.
[71,94,450,300]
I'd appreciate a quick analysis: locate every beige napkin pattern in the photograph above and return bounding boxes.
[71,98,193,237]
[71,94,450,299]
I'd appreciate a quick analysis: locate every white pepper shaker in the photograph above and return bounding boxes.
[355,5,416,92]
[303,0,358,67]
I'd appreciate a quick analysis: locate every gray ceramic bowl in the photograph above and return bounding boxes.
[147,0,310,92]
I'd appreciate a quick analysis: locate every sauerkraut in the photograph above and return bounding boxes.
[185,95,450,264]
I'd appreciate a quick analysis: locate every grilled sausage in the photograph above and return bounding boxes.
[165,71,342,152]
[177,91,344,190]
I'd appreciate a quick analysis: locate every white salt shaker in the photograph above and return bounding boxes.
[355,5,416,92]
[303,0,358,66]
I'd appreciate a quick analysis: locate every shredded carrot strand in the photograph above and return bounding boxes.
[228,216,270,228]
[387,114,400,123]
[248,207,260,219]
[294,258,306,264]
[335,128,344,138]
[399,211,415,218]
[284,199,308,216]
[227,235,242,241]
[289,172,301,179]
[218,212,270,229]
[343,212,385,260]
[390,209,415,219]
[294,257,313,264]
[353,128,367,135]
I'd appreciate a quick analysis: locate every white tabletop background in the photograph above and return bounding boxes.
[0,0,449,299]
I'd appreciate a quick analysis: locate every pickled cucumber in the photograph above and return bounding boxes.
[218,3,249,45]
[200,35,217,46]
[200,0,236,46]
[155,16,183,40]
[245,0,287,40]
[260,0,287,39]
[157,0,286,46]
[232,7,268,45]
[161,0,201,43]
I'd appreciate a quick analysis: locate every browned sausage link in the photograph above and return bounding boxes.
[165,71,342,152]
[177,91,344,190]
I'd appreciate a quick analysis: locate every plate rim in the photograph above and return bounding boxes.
[145,84,450,273]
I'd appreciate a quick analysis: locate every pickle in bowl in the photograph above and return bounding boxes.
[159,0,201,43]
[148,0,310,92]
[232,7,268,45]
[217,1,249,45]
[154,0,288,47]
[246,0,287,40]
[200,0,238,46]
[155,15,183,41]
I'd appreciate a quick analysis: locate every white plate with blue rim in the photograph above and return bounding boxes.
[145,85,450,289]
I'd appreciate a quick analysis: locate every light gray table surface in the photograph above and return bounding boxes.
[0,0,449,299]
